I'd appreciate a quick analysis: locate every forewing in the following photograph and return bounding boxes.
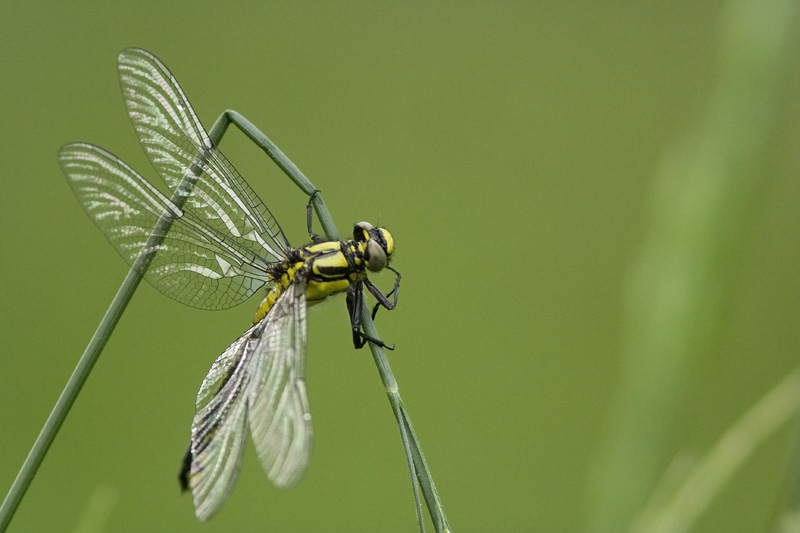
[116,48,290,264]
[184,325,256,521]
[59,143,270,309]
[247,273,312,488]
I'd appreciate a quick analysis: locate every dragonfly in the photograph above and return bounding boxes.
[58,48,400,521]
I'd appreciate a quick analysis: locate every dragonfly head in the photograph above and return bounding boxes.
[354,221,394,272]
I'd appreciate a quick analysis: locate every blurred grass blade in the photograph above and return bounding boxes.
[634,366,800,533]
[73,485,118,533]
[586,0,798,530]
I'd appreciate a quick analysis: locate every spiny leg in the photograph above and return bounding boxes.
[347,284,395,350]
[366,266,402,319]
[306,190,324,243]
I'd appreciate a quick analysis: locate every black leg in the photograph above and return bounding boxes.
[306,190,324,243]
[365,266,401,321]
[347,284,395,350]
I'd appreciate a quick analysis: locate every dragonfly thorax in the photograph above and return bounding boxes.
[253,223,394,324]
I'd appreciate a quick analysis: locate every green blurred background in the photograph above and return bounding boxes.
[2,2,800,531]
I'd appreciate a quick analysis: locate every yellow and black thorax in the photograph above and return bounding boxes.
[253,223,394,324]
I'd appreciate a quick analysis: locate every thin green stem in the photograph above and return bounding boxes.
[0,268,143,532]
[214,110,338,240]
[0,128,210,532]
[222,110,451,532]
[359,303,450,532]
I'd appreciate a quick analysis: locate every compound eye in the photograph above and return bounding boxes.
[365,239,387,272]
[354,221,373,241]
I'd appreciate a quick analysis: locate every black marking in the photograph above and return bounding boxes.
[370,228,389,254]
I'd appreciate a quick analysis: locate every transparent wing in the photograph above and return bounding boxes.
[185,326,255,521]
[59,143,271,309]
[184,274,312,521]
[247,272,312,488]
[117,47,290,264]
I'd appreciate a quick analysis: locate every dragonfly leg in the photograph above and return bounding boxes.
[305,190,324,243]
[364,266,401,319]
[347,284,395,351]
